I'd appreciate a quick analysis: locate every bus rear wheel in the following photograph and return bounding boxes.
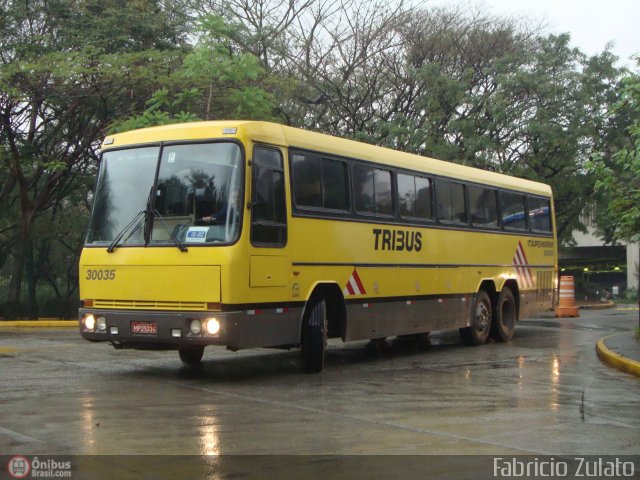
[460,290,492,346]
[490,287,516,342]
[301,297,327,373]
[179,345,205,366]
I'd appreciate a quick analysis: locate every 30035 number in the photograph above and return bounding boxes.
[86,269,116,280]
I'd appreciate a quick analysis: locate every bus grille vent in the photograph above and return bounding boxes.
[92,299,208,311]
[535,271,554,303]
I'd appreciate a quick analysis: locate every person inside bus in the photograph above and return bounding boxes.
[202,186,241,224]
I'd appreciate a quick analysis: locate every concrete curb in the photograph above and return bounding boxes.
[578,300,615,310]
[596,333,640,378]
[0,320,77,328]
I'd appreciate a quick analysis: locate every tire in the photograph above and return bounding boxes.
[301,297,327,373]
[490,287,517,342]
[179,345,205,366]
[460,290,492,346]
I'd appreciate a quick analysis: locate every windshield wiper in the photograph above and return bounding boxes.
[106,210,146,253]
[151,209,188,252]
[107,186,155,253]
[105,186,188,253]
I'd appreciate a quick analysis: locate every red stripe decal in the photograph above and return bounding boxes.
[352,269,366,295]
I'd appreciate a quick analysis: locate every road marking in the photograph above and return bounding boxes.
[616,307,639,311]
[0,347,17,355]
[0,426,43,443]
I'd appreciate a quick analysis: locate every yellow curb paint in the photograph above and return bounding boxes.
[596,334,640,378]
[0,320,77,328]
[577,301,615,310]
[0,347,18,355]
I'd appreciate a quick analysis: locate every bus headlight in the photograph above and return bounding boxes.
[190,319,202,335]
[96,316,107,332]
[205,318,220,335]
[84,314,96,331]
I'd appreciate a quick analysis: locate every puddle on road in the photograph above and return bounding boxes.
[522,320,628,332]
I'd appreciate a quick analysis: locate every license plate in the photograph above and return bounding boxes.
[131,321,157,334]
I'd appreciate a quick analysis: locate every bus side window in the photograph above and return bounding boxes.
[398,173,433,221]
[292,153,349,211]
[435,179,467,225]
[251,147,287,246]
[323,158,349,210]
[354,164,392,216]
[292,153,322,208]
[500,191,527,230]
[528,196,552,232]
[469,185,498,228]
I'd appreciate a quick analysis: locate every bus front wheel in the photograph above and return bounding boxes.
[490,287,516,342]
[179,345,205,366]
[301,297,327,373]
[460,290,492,346]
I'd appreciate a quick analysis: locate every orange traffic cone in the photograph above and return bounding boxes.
[555,275,580,317]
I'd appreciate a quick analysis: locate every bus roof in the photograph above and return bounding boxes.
[103,120,552,197]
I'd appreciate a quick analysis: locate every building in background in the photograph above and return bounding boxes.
[559,208,638,301]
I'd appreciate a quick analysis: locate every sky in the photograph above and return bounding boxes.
[429,0,639,67]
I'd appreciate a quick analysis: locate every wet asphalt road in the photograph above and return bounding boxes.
[0,308,638,459]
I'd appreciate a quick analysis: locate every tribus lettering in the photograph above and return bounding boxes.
[373,229,422,252]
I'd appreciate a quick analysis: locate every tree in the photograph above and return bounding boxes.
[277,4,624,245]
[154,3,625,247]
[0,0,188,313]
[0,0,627,316]
[490,36,623,245]
[591,60,640,242]
[179,0,317,73]
[111,13,276,132]
[591,60,640,322]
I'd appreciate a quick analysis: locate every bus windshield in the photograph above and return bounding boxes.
[86,142,244,247]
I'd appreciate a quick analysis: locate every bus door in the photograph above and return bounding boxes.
[247,145,290,307]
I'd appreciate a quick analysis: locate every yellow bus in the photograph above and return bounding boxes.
[79,120,557,372]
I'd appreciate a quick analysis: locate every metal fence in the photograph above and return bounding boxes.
[0,257,79,320]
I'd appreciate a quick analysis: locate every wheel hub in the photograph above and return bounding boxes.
[476,302,490,332]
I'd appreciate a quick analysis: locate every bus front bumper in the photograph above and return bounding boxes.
[78,308,301,350]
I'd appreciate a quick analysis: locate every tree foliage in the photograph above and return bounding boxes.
[590,60,640,242]
[112,13,276,132]
[0,0,188,311]
[0,0,633,317]
[222,1,623,245]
